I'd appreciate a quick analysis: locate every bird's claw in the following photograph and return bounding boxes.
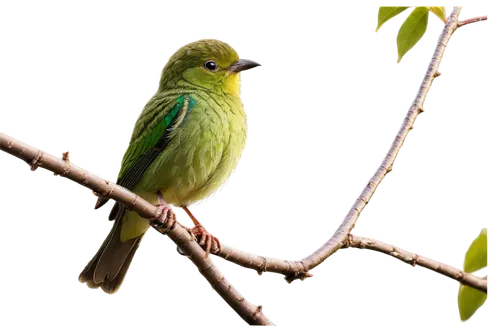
[190,225,222,256]
[150,204,176,232]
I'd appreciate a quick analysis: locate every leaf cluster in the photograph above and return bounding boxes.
[376,7,446,62]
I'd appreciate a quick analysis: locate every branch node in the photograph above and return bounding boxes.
[55,151,71,176]
[434,71,442,78]
[29,150,43,171]
[96,180,115,199]
[284,271,313,283]
[252,305,263,320]
[62,151,70,162]
[410,255,419,267]
[457,271,465,282]
[343,234,354,248]
[384,168,392,178]
[418,107,425,114]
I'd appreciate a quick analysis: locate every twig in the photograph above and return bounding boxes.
[458,15,487,27]
[351,233,489,293]
[0,132,274,326]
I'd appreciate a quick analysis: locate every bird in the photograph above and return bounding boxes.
[79,39,259,294]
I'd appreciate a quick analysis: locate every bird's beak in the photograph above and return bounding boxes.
[226,59,260,73]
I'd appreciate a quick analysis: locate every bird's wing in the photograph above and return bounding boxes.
[95,94,193,212]
[117,94,191,189]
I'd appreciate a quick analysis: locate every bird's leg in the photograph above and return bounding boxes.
[182,206,222,256]
[150,191,177,231]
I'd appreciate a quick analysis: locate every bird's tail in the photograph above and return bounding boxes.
[79,206,145,294]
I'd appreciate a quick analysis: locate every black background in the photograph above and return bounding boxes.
[0,2,498,332]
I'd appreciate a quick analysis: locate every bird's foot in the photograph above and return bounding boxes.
[190,224,222,256]
[149,191,176,232]
[181,206,221,256]
[150,204,177,233]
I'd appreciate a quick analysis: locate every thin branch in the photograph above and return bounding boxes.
[0,132,273,326]
[213,7,468,280]
[344,235,487,293]
[458,15,487,27]
[215,231,487,293]
[298,5,462,273]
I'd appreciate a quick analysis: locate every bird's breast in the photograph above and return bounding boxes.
[141,92,247,206]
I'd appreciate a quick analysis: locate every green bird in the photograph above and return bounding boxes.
[79,39,259,294]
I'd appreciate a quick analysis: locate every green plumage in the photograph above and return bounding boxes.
[118,96,181,179]
[79,39,258,293]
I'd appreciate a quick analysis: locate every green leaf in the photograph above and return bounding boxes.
[396,7,430,63]
[458,284,487,321]
[464,228,487,273]
[430,7,446,23]
[376,7,410,32]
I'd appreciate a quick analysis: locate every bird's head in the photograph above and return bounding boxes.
[159,39,259,96]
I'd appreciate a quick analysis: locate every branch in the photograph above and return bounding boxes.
[217,233,489,293]
[213,7,466,280]
[0,132,273,326]
[212,5,488,291]
[458,15,487,27]
[344,235,487,293]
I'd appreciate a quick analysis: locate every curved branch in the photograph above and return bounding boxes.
[0,131,489,294]
[0,132,273,326]
[212,9,488,294]
[214,7,469,280]
[218,5,488,291]
[217,233,489,293]
[299,5,462,273]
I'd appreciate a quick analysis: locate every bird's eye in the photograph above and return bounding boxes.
[204,60,218,71]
